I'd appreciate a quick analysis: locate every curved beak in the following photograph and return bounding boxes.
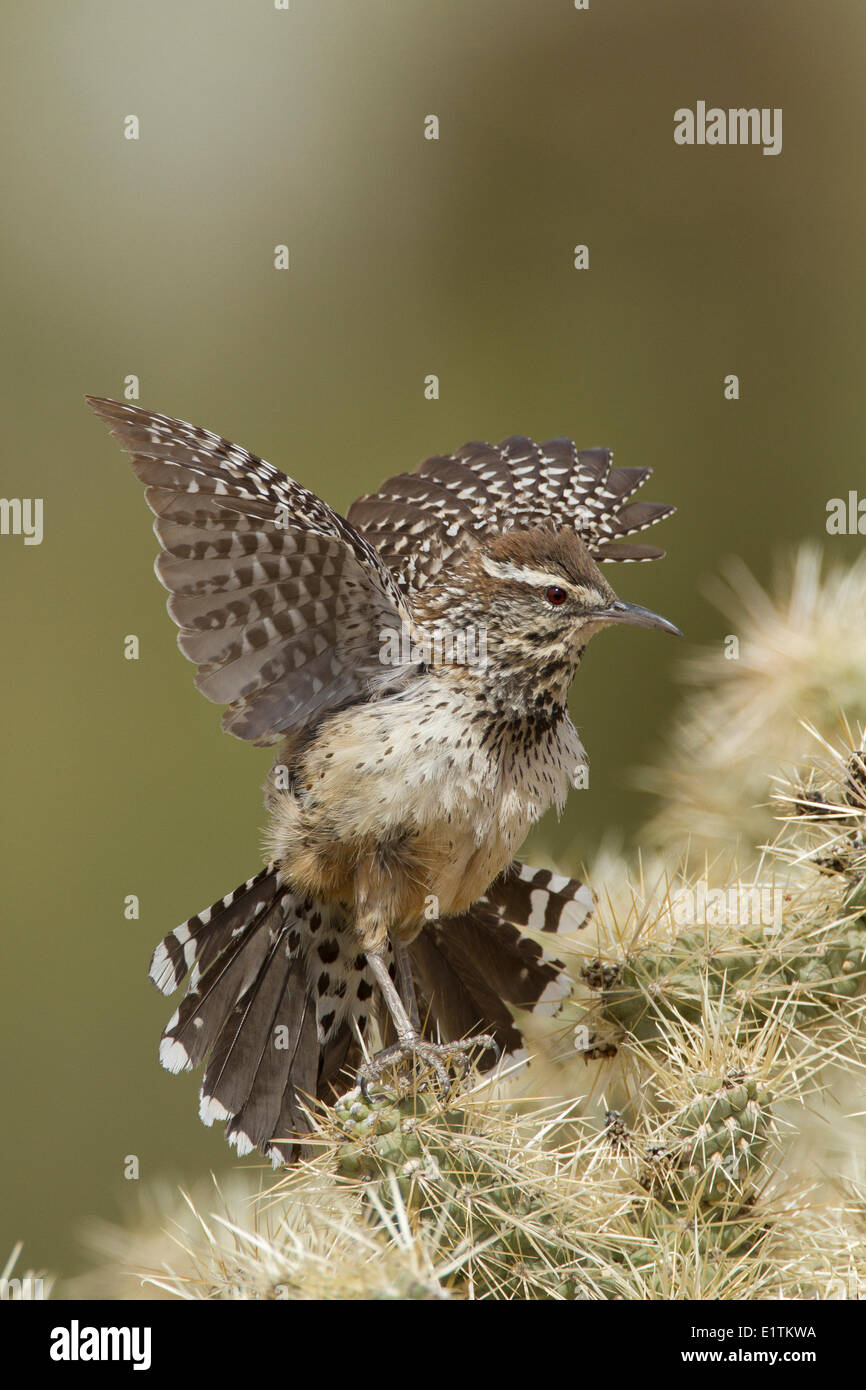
[597,598,682,638]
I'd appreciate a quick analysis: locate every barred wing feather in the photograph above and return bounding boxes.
[348,434,675,592]
[88,397,414,745]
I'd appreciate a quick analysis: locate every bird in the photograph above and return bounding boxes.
[87,396,680,1163]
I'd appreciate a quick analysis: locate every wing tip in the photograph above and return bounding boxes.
[85,394,128,421]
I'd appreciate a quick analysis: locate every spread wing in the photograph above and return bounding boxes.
[347,436,675,593]
[88,398,414,745]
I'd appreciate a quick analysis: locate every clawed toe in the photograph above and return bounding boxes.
[356,1032,499,1099]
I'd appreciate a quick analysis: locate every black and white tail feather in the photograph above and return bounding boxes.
[150,862,594,1163]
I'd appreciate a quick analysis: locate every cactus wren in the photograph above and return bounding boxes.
[87,397,679,1162]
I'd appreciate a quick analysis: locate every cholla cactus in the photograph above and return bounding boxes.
[642,1069,774,1209]
[582,889,866,1047]
[330,1084,620,1300]
[559,730,866,1067]
[642,546,866,861]
[66,981,865,1300]
[774,721,866,884]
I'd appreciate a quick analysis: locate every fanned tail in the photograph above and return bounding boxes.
[149,860,593,1161]
[149,866,376,1163]
[410,862,594,1065]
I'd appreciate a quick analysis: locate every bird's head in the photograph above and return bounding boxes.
[414,525,680,707]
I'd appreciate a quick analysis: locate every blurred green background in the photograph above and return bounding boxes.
[1,0,864,1283]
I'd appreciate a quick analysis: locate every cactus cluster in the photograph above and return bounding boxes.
[586,910,866,1045]
[323,1066,785,1298]
[332,1087,584,1299]
[567,742,866,1059]
[639,1070,774,1208]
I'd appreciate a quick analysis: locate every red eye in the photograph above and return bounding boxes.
[546,586,567,605]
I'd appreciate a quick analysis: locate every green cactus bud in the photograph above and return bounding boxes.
[643,1072,773,1213]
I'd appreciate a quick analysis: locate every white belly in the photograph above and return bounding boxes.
[306,680,588,917]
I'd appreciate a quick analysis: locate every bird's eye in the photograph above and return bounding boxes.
[545,586,567,606]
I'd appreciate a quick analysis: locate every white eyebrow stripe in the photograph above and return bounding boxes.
[479,555,609,607]
[480,556,571,587]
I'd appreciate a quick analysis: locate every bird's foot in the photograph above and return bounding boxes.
[356,1032,499,1100]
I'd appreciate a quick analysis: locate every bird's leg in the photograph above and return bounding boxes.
[367,947,417,1046]
[393,942,421,1032]
[352,855,497,1094]
[356,943,499,1097]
